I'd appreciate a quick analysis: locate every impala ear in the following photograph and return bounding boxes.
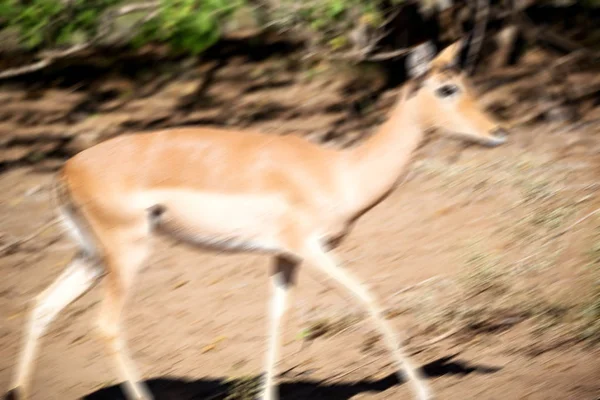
[431,39,465,70]
[406,41,436,79]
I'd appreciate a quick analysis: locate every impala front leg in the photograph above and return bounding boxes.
[262,255,298,400]
[297,239,432,400]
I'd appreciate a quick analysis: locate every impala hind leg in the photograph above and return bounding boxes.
[7,254,103,400]
[298,239,432,400]
[262,256,299,400]
[96,240,153,400]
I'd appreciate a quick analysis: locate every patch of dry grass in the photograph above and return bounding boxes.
[396,230,597,347]
[286,153,599,350]
[297,313,363,341]
[224,375,262,400]
[458,247,508,298]
[579,227,600,344]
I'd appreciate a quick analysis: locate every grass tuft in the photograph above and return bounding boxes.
[224,375,262,400]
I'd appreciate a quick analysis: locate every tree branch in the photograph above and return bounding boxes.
[0,2,161,80]
[0,59,53,79]
[0,217,62,255]
[303,46,413,63]
[0,43,90,79]
[114,1,160,15]
[366,47,412,61]
[516,10,600,61]
[466,0,490,75]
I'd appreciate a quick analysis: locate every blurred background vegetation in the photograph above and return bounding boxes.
[0,0,599,157]
[1,0,599,61]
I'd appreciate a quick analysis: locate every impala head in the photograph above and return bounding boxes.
[405,40,508,147]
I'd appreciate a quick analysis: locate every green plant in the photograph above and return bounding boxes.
[0,0,121,49]
[0,0,244,54]
[266,0,397,51]
[136,0,244,54]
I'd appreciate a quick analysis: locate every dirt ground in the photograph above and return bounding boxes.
[0,47,599,400]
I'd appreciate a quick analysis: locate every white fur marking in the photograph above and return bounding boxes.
[146,190,287,253]
[58,208,97,256]
[303,239,432,400]
[12,258,101,392]
[262,271,289,400]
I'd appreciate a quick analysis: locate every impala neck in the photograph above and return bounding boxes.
[344,86,425,216]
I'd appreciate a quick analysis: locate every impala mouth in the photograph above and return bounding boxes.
[449,127,508,147]
[483,128,508,147]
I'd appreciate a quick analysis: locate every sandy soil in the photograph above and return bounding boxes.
[1,49,599,400]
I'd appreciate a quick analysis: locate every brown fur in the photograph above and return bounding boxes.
[10,40,508,400]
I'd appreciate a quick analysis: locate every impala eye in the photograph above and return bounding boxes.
[435,84,460,98]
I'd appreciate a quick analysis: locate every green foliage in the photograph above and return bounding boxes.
[0,0,120,49]
[267,0,393,51]
[2,0,596,57]
[0,0,398,55]
[0,0,244,54]
[136,0,244,54]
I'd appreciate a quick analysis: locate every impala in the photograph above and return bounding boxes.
[6,40,508,400]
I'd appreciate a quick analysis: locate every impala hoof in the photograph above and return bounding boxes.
[4,388,20,400]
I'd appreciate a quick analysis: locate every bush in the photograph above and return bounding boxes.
[264,0,405,51]
[136,0,244,54]
[0,0,121,49]
[0,0,407,55]
[1,0,598,57]
[0,0,244,54]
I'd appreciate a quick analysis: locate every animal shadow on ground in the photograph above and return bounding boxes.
[82,354,501,399]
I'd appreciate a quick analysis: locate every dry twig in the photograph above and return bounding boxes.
[391,275,446,298]
[406,326,463,355]
[516,10,600,61]
[0,217,61,255]
[550,208,600,240]
[466,0,490,74]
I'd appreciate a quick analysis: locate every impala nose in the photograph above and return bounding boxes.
[486,128,508,147]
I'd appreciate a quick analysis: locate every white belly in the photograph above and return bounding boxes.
[143,189,287,252]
